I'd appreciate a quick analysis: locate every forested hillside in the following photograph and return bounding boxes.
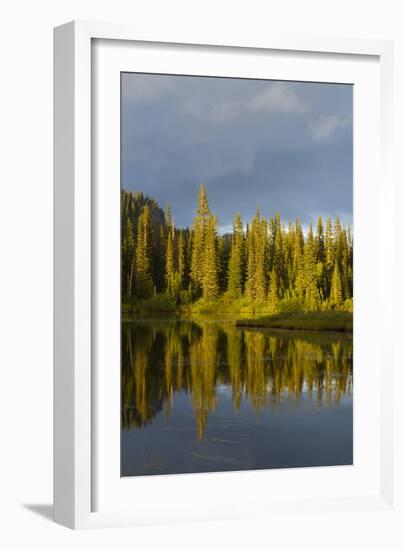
[121,185,353,313]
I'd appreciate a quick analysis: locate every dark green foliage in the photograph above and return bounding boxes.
[121,185,353,313]
[122,217,135,297]
[121,190,166,294]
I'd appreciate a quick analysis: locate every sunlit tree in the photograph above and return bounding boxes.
[135,205,154,298]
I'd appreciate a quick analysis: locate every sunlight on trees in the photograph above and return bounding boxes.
[121,185,353,312]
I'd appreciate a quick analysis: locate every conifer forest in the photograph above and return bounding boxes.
[121,184,353,315]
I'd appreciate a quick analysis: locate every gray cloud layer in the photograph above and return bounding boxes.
[122,73,352,230]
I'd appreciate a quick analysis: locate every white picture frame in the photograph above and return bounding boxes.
[54,20,400,530]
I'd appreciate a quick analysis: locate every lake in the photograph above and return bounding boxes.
[121,317,353,476]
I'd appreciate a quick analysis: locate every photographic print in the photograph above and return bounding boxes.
[121,73,353,477]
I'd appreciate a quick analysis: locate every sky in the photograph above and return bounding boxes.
[121,73,352,233]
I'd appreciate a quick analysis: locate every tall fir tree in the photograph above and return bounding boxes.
[267,269,279,313]
[255,216,268,304]
[273,212,284,291]
[244,219,256,302]
[338,228,350,300]
[324,217,335,297]
[315,216,325,297]
[165,204,172,231]
[315,216,325,264]
[165,229,175,292]
[330,261,343,307]
[245,209,267,303]
[227,213,244,298]
[191,184,210,293]
[178,229,185,288]
[122,217,135,297]
[303,224,320,311]
[202,215,219,301]
[135,205,154,298]
[347,225,353,298]
[293,219,305,298]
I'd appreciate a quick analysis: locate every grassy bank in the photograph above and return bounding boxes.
[122,296,353,332]
[235,311,353,333]
[122,294,178,316]
[122,295,276,317]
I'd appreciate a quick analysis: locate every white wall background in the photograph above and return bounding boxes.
[0,0,402,548]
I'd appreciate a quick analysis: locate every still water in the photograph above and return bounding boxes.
[121,318,353,476]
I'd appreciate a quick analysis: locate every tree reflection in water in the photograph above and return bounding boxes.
[121,319,353,441]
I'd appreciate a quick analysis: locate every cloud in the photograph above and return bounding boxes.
[121,74,352,228]
[180,81,307,123]
[309,114,350,143]
[181,96,242,122]
[200,143,352,229]
[121,73,175,103]
[249,82,307,114]
[218,223,234,236]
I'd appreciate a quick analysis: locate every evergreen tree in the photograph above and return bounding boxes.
[165,229,175,292]
[267,269,279,313]
[334,216,342,244]
[273,212,284,290]
[178,229,185,288]
[347,225,353,298]
[294,219,305,298]
[227,213,244,298]
[330,261,343,307]
[282,222,293,290]
[244,219,256,302]
[316,216,325,264]
[337,228,350,300]
[135,205,154,298]
[191,184,210,292]
[324,217,335,297]
[165,204,172,230]
[303,224,320,311]
[255,216,267,304]
[122,217,135,297]
[267,216,276,273]
[202,215,219,301]
[186,229,193,291]
[245,209,267,303]
[315,216,325,297]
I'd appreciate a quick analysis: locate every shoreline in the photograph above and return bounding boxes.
[235,321,352,334]
[235,312,353,333]
[122,308,353,334]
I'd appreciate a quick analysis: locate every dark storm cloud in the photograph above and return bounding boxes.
[121,73,352,230]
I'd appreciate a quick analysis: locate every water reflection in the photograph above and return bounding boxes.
[122,319,353,442]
